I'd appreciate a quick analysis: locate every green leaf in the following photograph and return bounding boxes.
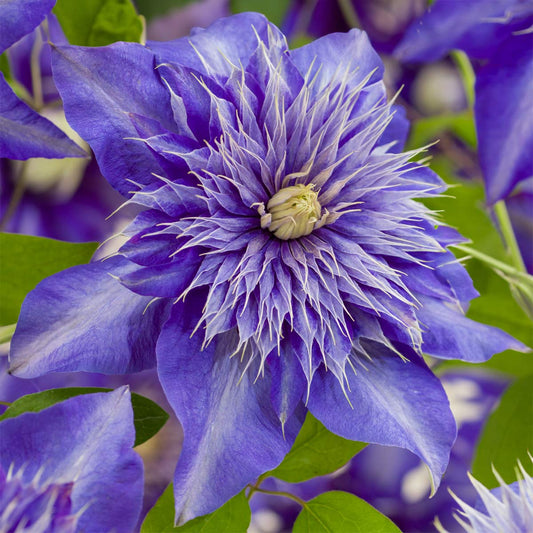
[407,110,476,151]
[54,0,143,46]
[293,491,401,533]
[141,484,175,532]
[0,387,169,446]
[0,323,16,344]
[134,0,194,21]
[230,0,291,27]
[141,487,251,533]
[269,412,366,483]
[0,234,97,325]
[472,374,533,488]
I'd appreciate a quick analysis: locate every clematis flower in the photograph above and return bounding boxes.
[0,13,125,241]
[284,0,426,53]
[0,387,143,532]
[0,0,85,160]
[394,0,533,204]
[9,13,527,524]
[437,459,533,533]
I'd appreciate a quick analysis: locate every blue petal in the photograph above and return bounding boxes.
[51,42,175,195]
[394,0,519,62]
[157,299,305,524]
[147,13,282,78]
[9,256,169,377]
[291,28,384,95]
[0,0,55,53]
[476,33,533,203]
[308,343,456,491]
[0,387,143,533]
[0,74,87,159]
[376,104,409,153]
[417,295,529,362]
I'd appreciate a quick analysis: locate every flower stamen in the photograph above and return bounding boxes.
[261,184,325,240]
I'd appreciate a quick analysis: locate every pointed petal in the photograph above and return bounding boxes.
[291,28,384,95]
[394,0,517,62]
[308,344,457,491]
[0,74,87,159]
[0,387,143,533]
[0,0,55,53]
[418,295,529,362]
[9,257,169,377]
[147,13,282,77]
[157,299,305,524]
[51,42,173,195]
[476,33,533,204]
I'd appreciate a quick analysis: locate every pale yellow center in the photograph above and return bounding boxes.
[266,184,322,240]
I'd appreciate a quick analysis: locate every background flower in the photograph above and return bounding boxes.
[438,458,533,533]
[0,0,84,160]
[394,0,533,205]
[0,387,144,532]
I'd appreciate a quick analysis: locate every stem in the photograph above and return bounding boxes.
[0,163,27,231]
[0,400,12,407]
[494,200,527,273]
[30,25,44,110]
[451,50,475,109]
[453,244,531,283]
[248,487,308,508]
[337,0,361,28]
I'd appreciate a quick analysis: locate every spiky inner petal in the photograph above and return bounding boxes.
[0,465,78,533]
[120,25,464,393]
[263,184,323,240]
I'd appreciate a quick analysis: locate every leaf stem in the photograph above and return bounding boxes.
[0,163,27,231]
[451,50,475,109]
[248,486,308,508]
[336,0,360,28]
[30,26,44,110]
[453,244,531,283]
[493,200,527,273]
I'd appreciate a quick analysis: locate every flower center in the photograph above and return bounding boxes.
[263,184,322,240]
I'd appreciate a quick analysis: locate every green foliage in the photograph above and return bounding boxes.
[141,484,176,532]
[0,234,97,325]
[0,387,169,446]
[472,374,533,488]
[53,0,143,46]
[134,0,195,21]
[231,0,291,27]
[269,412,366,483]
[408,110,477,151]
[420,168,533,378]
[141,487,250,532]
[0,53,11,79]
[293,491,401,533]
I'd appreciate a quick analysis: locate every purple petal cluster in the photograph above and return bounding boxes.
[284,0,426,53]
[395,0,533,204]
[0,388,143,532]
[439,460,533,533]
[9,12,526,524]
[0,0,85,160]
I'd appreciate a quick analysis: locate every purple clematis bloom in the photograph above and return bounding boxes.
[394,0,533,204]
[8,13,527,524]
[0,12,127,241]
[0,387,143,532]
[0,0,85,160]
[438,459,533,533]
[284,0,426,53]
